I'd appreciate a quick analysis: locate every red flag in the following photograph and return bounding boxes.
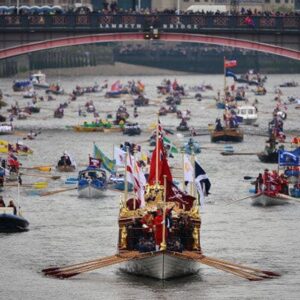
[148,139,172,185]
[89,157,101,168]
[167,183,195,211]
[224,59,237,68]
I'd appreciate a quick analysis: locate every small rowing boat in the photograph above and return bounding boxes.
[251,191,290,207]
[56,165,76,172]
[0,207,29,232]
[211,128,244,143]
[78,167,107,198]
[257,151,278,163]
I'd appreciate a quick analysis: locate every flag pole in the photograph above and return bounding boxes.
[160,175,167,251]
[155,115,159,186]
[133,149,136,210]
[224,56,227,97]
[182,151,185,191]
[191,151,195,197]
[124,151,128,204]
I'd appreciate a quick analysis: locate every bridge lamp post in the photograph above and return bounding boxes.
[16,0,19,14]
[138,0,141,12]
[176,0,180,15]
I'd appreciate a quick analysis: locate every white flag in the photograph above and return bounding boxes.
[184,154,193,182]
[114,146,126,167]
[126,155,146,207]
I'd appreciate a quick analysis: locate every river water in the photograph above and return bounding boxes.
[0,73,300,300]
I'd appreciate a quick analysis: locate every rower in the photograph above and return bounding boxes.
[8,200,17,215]
[0,196,5,207]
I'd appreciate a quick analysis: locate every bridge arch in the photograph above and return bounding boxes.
[0,32,299,61]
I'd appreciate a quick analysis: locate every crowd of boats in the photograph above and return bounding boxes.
[0,66,299,281]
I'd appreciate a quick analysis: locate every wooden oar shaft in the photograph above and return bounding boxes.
[44,255,119,274]
[40,187,77,197]
[202,257,271,278]
[204,256,280,276]
[221,152,258,156]
[45,256,131,278]
[21,173,61,180]
[199,258,263,280]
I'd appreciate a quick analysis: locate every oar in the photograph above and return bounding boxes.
[40,187,78,197]
[203,256,280,277]
[21,173,61,180]
[5,181,48,189]
[226,193,261,206]
[21,166,52,172]
[277,193,300,202]
[221,152,258,156]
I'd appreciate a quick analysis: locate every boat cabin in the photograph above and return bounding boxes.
[30,72,47,84]
[236,106,257,124]
[118,184,201,253]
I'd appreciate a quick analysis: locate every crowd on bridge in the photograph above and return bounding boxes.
[0,4,299,18]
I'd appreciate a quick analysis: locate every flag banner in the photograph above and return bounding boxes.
[278,148,300,166]
[114,146,126,167]
[148,139,172,185]
[184,154,193,182]
[126,154,146,207]
[94,144,116,173]
[195,161,211,207]
[167,183,195,211]
[89,157,101,168]
[224,59,237,68]
[163,136,179,154]
[225,69,237,80]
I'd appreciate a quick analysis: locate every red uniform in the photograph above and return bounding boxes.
[153,214,167,246]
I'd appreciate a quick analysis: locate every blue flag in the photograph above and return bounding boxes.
[278,148,300,166]
[225,69,237,81]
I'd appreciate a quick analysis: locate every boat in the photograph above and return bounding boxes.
[46,84,64,95]
[181,139,201,155]
[12,80,32,92]
[0,207,29,232]
[254,86,266,96]
[77,167,107,198]
[257,151,278,163]
[73,125,104,132]
[177,110,191,120]
[110,177,133,192]
[158,106,168,116]
[251,191,290,206]
[56,165,76,172]
[0,123,14,135]
[211,128,244,143]
[123,123,141,136]
[279,81,298,88]
[54,108,64,118]
[30,71,50,89]
[42,122,280,282]
[134,95,149,106]
[236,106,257,125]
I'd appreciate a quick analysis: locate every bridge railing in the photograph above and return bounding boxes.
[0,14,299,32]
